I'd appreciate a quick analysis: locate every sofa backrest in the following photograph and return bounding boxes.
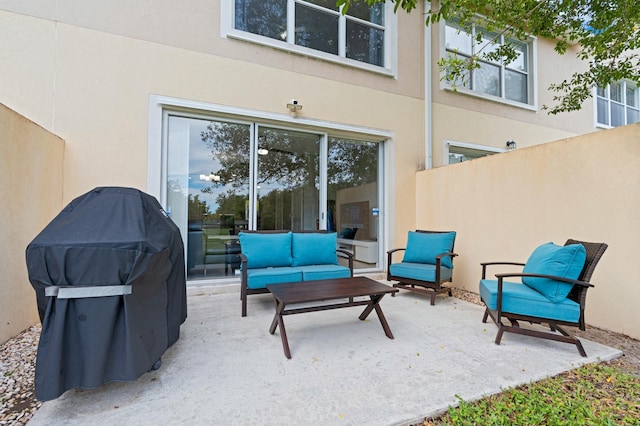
[238,230,339,269]
[238,231,293,269]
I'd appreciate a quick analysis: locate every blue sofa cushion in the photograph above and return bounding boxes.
[291,232,338,267]
[246,267,303,289]
[522,242,587,302]
[402,231,456,268]
[239,232,292,269]
[298,265,351,281]
[479,279,580,323]
[389,262,453,282]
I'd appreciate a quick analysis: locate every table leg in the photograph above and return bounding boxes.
[359,295,394,339]
[269,300,292,359]
[269,299,282,334]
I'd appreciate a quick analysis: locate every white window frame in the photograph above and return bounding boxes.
[440,19,538,111]
[220,1,397,77]
[443,140,506,165]
[594,81,640,129]
[147,95,394,277]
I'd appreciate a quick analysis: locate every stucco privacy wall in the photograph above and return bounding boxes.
[0,104,64,344]
[414,123,640,340]
[0,9,423,246]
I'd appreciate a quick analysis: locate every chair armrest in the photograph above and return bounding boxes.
[435,252,457,269]
[336,249,354,276]
[494,272,594,288]
[386,248,405,268]
[386,247,406,255]
[480,261,525,279]
[239,253,249,284]
[435,252,458,261]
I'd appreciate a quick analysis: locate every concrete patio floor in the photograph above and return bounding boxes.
[28,280,622,426]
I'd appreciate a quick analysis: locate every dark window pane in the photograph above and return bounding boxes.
[235,0,287,41]
[505,70,527,103]
[346,20,384,66]
[305,0,339,11]
[449,147,494,164]
[346,2,384,25]
[295,4,338,55]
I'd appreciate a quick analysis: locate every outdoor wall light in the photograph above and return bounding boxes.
[257,148,269,155]
[286,99,302,114]
[506,140,517,150]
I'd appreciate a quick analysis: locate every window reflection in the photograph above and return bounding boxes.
[167,116,250,280]
[328,138,380,268]
[256,127,320,231]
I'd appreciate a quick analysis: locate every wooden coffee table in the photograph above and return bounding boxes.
[266,277,398,359]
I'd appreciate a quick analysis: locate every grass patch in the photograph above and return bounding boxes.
[424,362,640,425]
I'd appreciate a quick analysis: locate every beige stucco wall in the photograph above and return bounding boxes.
[414,123,640,339]
[430,103,578,167]
[0,104,64,344]
[0,7,424,244]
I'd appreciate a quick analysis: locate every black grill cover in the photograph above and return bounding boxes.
[25,187,187,401]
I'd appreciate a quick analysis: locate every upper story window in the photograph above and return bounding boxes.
[442,20,535,108]
[596,81,639,128]
[227,1,394,74]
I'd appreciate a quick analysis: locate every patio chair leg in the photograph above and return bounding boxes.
[430,291,436,306]
[495,324,505,345]
[482,308,489,323]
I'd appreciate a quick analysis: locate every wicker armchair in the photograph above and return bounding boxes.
[479,239,608,357]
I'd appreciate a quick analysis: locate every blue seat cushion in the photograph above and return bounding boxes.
[389,262,453,282]
[522,242,587,302]
[246,267,302,289]
[299,265,351,281]
[291,232,338,267]
[479,279,580,323]
[239,232,292,269]
[402,231,456,268]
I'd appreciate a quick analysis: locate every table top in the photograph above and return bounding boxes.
[266,277,397,305]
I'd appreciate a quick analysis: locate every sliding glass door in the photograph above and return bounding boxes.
[328,137,381,266]
[164,112,383,282]
[256,127,320,231]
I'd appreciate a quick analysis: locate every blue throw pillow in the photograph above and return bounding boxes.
[401,231,456,268]
[238,232,292,268]
[522,242,587,302]
[291,232,338,266]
